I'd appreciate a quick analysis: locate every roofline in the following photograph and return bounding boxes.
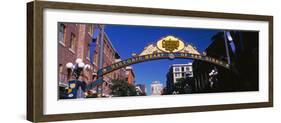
[96,25,120,57]
[171,63,193,66]
[103,30,118,53]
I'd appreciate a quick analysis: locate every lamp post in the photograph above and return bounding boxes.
[208,67,218,89]
[65,58,91,99]
[224,31,231,65]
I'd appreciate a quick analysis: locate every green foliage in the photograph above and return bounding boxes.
[110,79,137,97]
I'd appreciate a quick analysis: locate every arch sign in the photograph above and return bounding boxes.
[87,35,230,89]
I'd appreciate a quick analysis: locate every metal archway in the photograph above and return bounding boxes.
[85,35,232,91]
[86,52,230,90]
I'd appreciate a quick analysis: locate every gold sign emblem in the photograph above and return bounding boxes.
[157,35,185,53]
[162,39,179,52]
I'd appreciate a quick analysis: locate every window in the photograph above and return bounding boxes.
[94,51,98,65]
[174,67,180,72]
[58,23,66,43]
[87,40,93,60]
[87,46,90,59]
[182,67,185,72]
[89,26,92,34]
[175,73,180,77]
[59,64,63,73]
[88,26,93,35]
[69,33,76,50]
[58,64,64,83]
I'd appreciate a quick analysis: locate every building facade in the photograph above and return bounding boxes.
[97,31,126,96]
[58,23,127,98]
[58,23,94,86]
[191,31,259,93]
[125,66,135,85]
[58,23,95,98]
[150,81,163,95]
[135,84,146,96]
[166,63,193,94]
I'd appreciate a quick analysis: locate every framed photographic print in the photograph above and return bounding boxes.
[27,0,273,122]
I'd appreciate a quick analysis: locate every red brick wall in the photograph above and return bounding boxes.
[58,23,78,84]
[126,69,135,85]
[58,23,95,85]
[58,23,128,96]
[81,24,94,84]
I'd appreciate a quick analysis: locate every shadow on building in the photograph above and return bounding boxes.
[191,31,259,93]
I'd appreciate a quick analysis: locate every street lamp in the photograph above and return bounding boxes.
[66,58,90,80]
[65,58,91,99]
[208,67,218,88]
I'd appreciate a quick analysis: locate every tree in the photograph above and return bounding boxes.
[110,79,137,97]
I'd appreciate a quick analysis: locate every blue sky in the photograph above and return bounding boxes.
[104,24,221,95]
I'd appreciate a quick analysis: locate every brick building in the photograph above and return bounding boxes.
[98,31,127,96]
[58,23,94,86]
[58,23,127,97]
[125,66,135,85]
